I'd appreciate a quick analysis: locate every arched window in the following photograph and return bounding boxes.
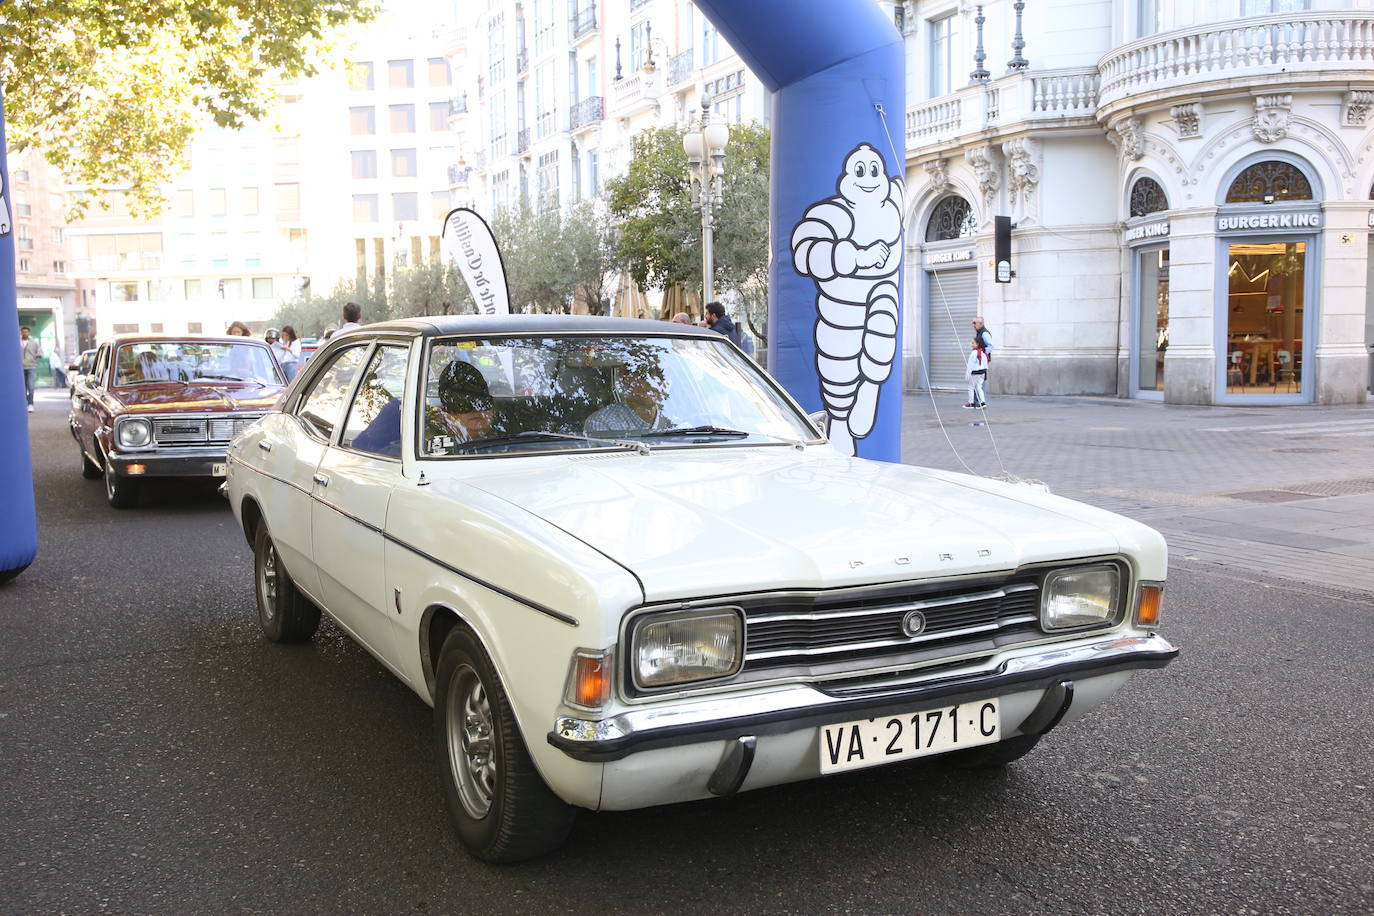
[1225,161,1313,203]
[925,195,977,241]
[1129,177,1168,217]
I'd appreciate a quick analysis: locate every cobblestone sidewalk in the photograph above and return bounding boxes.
[900,391,1374,597]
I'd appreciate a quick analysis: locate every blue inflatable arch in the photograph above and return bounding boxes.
[695,0,906,460]
[0,89,39,582]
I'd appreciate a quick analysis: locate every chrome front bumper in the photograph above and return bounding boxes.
[548,633,1178,762]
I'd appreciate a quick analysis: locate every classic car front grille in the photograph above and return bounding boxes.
[151,415,262,446]
[740,575,1045,674]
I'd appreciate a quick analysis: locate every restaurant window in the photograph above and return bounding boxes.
[925,196,976,241]
[1225,161,1313,204]
[1129,177,1169,217]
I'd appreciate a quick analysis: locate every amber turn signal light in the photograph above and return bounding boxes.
[565,652,611,710]
[1136,584,1164,628]
[126,463,147,475]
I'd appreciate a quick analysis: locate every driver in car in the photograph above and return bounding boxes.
[425,359,497,452]
[584,367,672,434]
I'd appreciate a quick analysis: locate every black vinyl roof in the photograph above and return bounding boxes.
[351,314,719,339]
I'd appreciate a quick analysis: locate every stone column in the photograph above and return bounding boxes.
[1162,207,1217,405]
[1315,201,1370,404]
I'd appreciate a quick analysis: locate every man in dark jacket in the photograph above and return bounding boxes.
[704,301,741,346]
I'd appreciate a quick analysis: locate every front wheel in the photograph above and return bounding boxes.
[79,441,101,480]
[434,628,574,863]
[104,460,139,508]
[252,524,320,643]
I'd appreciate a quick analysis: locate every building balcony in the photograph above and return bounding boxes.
[610,69,662,118]
[447,164,471,186]
[516,48,529,76]
[570,95,604,131]
[450,94,468,116]
[669,49,694,86]
[906,67,1099,152]
[516,127,530,155]
[1098,12,1374,120]
[571,6,597,42]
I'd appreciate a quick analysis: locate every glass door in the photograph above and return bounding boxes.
[1224,241,1305,395]
[1135,248,1169,393]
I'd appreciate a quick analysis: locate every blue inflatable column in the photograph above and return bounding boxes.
[695,0,906,461]
[0,88,39,583]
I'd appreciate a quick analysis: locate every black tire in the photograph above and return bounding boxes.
[79,442,102,480]
[0,564,29,586]
[104,459,139,508]
[945,733,1042,770]
[252,524,321,643]
[434,627,574,863]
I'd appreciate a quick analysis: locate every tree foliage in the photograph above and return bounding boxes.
[274,258,473,336]
[604,121,770,330]
[491,201,619,314]
[0,0,377,216]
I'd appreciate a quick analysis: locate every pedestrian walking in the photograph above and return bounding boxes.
[48,345,67,389]
[338,302,362,333]
[972,316,994,402]
[274,326,301,381]
[964,335,989,409]
[704,302,741,345]
[19,326,42,412]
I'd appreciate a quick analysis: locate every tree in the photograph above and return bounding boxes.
[492,204,573,312]
[564,201,618,316]
[604,122,770,329]
[273,258,473,336]
[0,0,377,217]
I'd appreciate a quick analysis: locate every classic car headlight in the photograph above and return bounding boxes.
[1041,564,1121,630]
[631,608,743,689]
[116,418,153,449]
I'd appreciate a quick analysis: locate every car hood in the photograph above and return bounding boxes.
[109,381,284,413]
[454,447,1124,601]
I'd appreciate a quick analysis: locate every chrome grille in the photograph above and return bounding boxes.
[152,418,208,443]
[741,577,1044,672]
[208,416,260,441]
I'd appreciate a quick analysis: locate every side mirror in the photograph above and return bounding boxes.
[807,409,830,439]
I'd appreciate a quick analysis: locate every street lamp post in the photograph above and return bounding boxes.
[682,98,729,306]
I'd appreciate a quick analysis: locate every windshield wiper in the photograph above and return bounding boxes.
[457,430,651,455]
[637,425,807,449]
[194,373,251,382]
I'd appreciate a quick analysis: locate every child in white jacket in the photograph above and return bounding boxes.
[964,337,988,409]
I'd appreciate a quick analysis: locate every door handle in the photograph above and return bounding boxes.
[312,473,330,487]
[258,441,273,452]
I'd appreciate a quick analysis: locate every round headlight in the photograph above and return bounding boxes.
[117,418,152,448]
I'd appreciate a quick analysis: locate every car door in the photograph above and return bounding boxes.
[74,345,110,458]
[265,343,371,598]
[310,341,410,669]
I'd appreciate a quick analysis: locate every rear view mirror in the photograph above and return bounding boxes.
[807,409,830,438]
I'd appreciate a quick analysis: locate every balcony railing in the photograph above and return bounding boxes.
[516,127,530,154]
[1099,12,1374,110]
[450,94,468,115]
[447,164,470,185]
[570,95,604,130]
[572,6,597,39]
[905,67,1099,148]
[516,48,529,75]
[669,49,694,86]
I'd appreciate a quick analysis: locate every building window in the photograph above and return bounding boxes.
[242,187,260,215]
[53,260,67,274]
[388,59,415,89]
[537,151,559,211]
[1129,177,1169,217]
[112,323,139,334]
[1136,0,1161,37]
[925,196,977,241]
[352,150,378,179]
[491,170,510,213]
[393,192,419,221]
[209,188,227,217]
[391,148,418,178]
[187,322,203,334]
[584,58,598,100]
[274,183,301,219]
[429,101,450,132]
[350,106,376,135]
[630,20,649,70]
[929,15,956,97]
[13,168,29,182]
[489,90,508,158]
[535,62,554,137]
[1242,0,1310,13]
[222,278,243,299]
[185,279,202,299]
[14,190,31,217]
[533,0,556,54]
[702,18,720,66]
[350,61,375,90]
[353,194,379,222]
[1225,161,1314,203]
[18,258,31,272]
[112,281,140,302]
[431,190,451,219]
[17,226,33,250]
[488,13,506,84]
[390,104,416,133]
[252,278,274,299]
[52,226,65,243]
[587,149,599,196]
[428,57,451,87]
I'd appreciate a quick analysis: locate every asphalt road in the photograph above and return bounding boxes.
[3,392,1372,915]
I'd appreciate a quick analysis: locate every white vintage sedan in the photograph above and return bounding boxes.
[226,316,1177,862]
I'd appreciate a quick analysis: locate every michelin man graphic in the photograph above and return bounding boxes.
[791,144,903,456]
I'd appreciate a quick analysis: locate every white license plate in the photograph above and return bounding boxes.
[211,463,228,477]
[819,698,1001,774]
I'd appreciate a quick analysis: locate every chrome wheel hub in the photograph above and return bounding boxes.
[446,664,496,819]
[259,543,278,622]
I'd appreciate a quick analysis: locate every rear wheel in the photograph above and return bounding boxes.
[945,733,1041,769]
[104,459,139,508]
[434,627,574,863]
[252,524,320,643]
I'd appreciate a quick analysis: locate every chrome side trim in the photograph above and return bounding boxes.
[549,634,1178,761]
[744,614,1039,661]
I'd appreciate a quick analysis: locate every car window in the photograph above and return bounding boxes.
[92,346,109,384]
[297,346,368,442]
[340,345,409,458]
[113,341,280,386]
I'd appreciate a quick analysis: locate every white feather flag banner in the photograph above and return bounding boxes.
[441,207,509,315]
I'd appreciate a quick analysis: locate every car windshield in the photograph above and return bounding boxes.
[420,334,816,457]
[114,342,281,387]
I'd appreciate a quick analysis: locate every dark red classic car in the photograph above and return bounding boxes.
[70,335,287,507]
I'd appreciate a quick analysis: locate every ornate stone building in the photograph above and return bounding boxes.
[899,0,1374,405]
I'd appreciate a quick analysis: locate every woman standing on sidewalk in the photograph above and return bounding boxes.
[274,326,301,381]
[965,336,988,409]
